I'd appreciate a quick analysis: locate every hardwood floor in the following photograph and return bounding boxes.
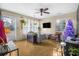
[6,39,63,56]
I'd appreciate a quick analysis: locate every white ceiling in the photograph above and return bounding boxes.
[0,3,78,19]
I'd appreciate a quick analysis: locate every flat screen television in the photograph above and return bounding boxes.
[43,22,51,28]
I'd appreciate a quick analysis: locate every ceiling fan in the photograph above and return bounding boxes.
[35,8,50,16]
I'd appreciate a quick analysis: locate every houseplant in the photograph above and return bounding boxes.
[69,47,79,56]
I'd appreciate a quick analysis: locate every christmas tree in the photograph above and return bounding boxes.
[64,19,75,40]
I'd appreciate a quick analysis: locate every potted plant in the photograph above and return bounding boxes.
[69,47,79,56]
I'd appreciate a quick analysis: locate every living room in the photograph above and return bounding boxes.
[0,3,79,56]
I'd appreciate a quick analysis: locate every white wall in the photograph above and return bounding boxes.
[1,9,39,41]
[40,12,77,34]
[1,10,22,41]
[40,19,55,34]
[1,9,77,41]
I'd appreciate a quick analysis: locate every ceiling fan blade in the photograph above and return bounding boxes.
[43,8,48,11]
[41,12,43,16]
[44,12,50,14]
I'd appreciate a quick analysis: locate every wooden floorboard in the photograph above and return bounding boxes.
[6,39,62,56]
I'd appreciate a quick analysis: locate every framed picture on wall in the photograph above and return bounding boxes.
[56,19,66,32]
